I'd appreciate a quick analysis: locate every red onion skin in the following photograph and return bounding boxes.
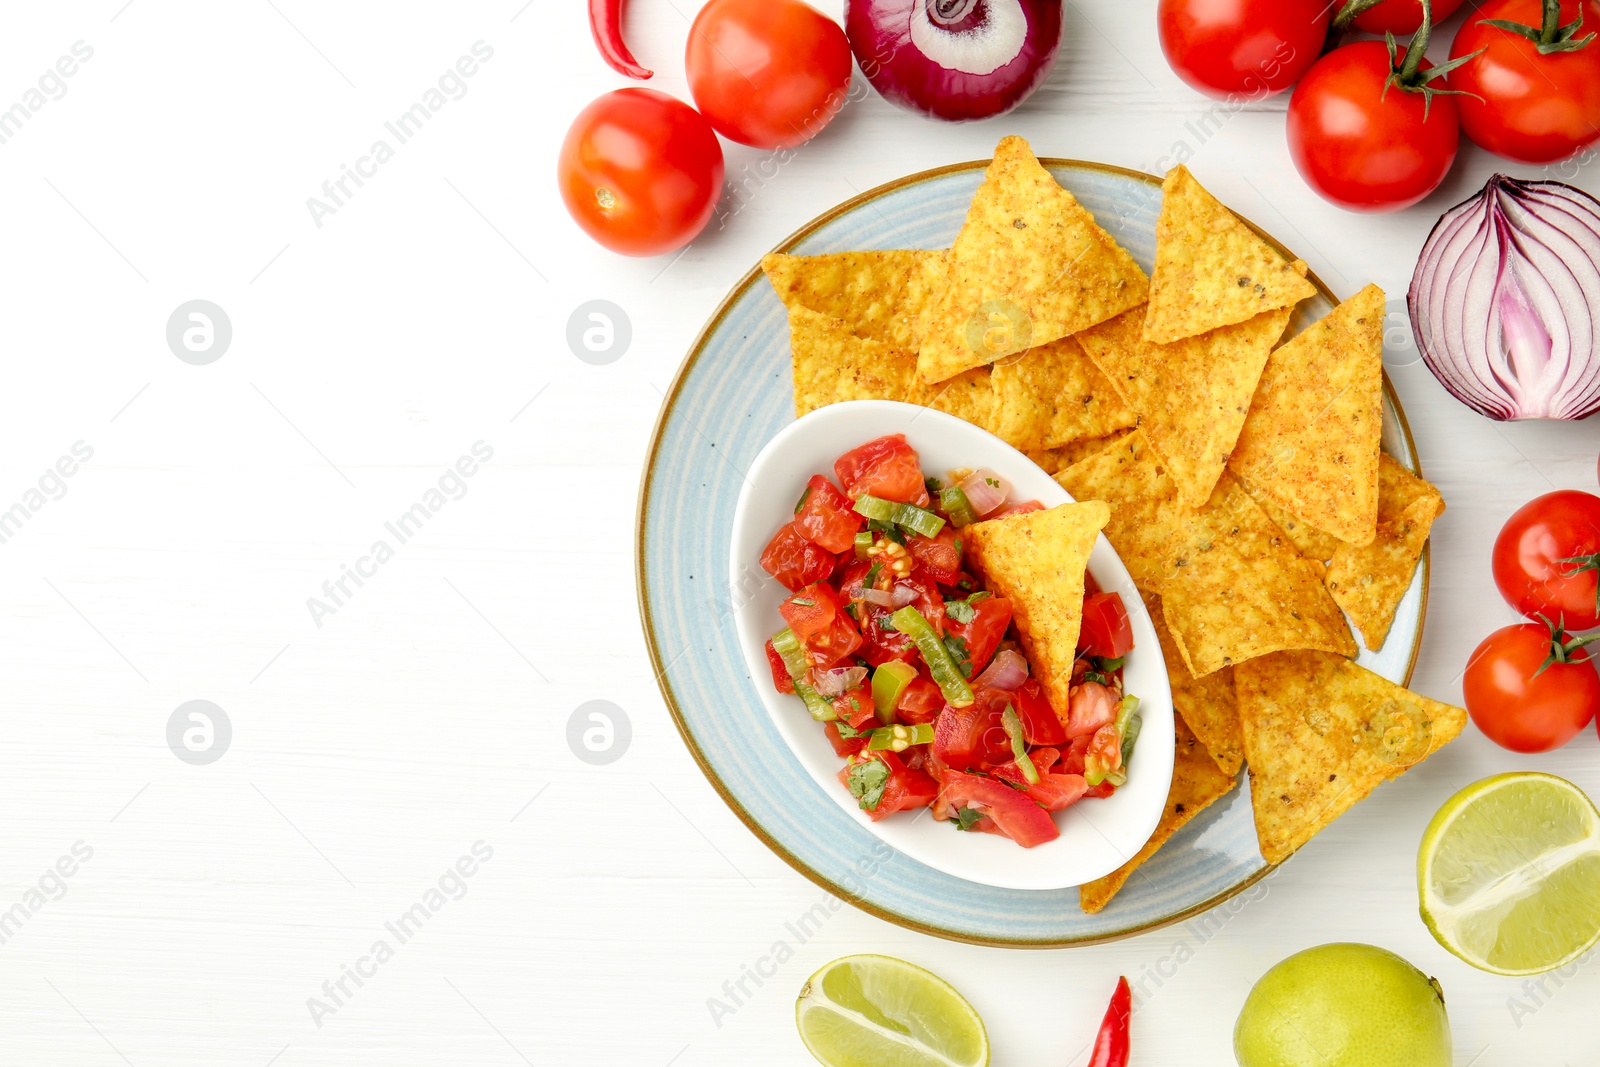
[1409,174,1600,422]
[845,0,1064,122]
[974,648,1029,690]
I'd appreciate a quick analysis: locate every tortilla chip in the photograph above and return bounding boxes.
[907,366,1002,436]
[915,136,1149,384]
[1159,473,1358,677]
[787,306,921,416]
[1078,299,1296,508]
[991,335,1138,453]
[1054,431,1187,593]
[964,501,1111,725]
[1079,712,1238,912]
[1239,476,1342,563]
[1236,650,1467,864]
[1025,430,1134,475]
[1229,284,1386,546]
[762,250,942,351]
[1143,592,1243,776]
[1326,454,1445,649]
[1144,166,1317,344]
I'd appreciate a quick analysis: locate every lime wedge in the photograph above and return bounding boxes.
[795,954,989,1067]
[1419,772,1600,976]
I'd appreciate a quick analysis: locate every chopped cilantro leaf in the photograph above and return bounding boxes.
[952,807,985,832]
[944,599,976,624]
[794,486,812,514]
[924,476,943,495]
[790,597,816,608]
[878,616,898,632]
[835,722,869,740]
[863,561,883,589]
[1084,671,1111,686]
[846,760,889,811]
[1095,655,1127,673]
[966,590,991,605]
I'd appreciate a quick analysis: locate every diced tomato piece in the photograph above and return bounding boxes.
[794,474,863,553]
[896,677,945,725]
[1028,773,1090,812]
[780,583,861,668]
[824,722,868,757]
[760,522,837,592]
[1080,591,1134,660]
[1012,679,1066,745]
[1084,779,1115,800]
[831,684,877,729]
[907,526,963,585]
[932,687,1013,771]
[990,499,1044,518]
[945,595,1012,679]
[1086,722,1123,781]
[764,639,794,695]
[780,581,838,643]
[932,769,1060,848]
[834,434,929,506]
[1066,680,1119,739]
[1059,733,1093,776]
[838,751,938,821]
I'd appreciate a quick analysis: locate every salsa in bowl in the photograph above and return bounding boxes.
[729,401,1175,890]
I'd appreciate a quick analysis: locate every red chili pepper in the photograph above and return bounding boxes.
[588,0,653,80]
[1086,975,1131,1067]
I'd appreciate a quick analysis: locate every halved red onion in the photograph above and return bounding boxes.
[973,648,1029,690]
[844,0,1063,122]
[813,665,868,697]
[959,468,1010,517]
[1409,175,1600,422]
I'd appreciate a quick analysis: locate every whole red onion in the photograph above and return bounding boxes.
[845,0,1064,122]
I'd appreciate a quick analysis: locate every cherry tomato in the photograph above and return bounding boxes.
[759,522,836,591]
[557,88,724,257]
[1157,0,1330,99]
[1464,620,1600,753]
[794,474,863,553]
[834,435,928,505]
[686,0,852,150]
[1493,490,1600,630]
[1350,0,1467,35]
[1080,592,1134,659]
[1448,0,1600,164]
[1287,41,1461,211]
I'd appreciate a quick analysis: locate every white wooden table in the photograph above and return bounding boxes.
[1,2,1597,1064]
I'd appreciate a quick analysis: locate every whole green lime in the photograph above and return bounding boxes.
[1234,943,1450,1067]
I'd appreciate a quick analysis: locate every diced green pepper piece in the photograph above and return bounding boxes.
[1001,706,1039,784]
[939,485,979,527]
[870,660,918,724]
[853,531,874,560]
[867,722,935,752]
[853,494,947,538]
[890,606,974,708]
[771,627,835,721]
[1115,694,1140,734]
[1119,709,1142,773]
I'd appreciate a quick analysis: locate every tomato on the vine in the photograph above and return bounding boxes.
[1464,619,1600,753]
[557,88,724,257]
[1494,491,1600,630]
[1157,0,1329,99]
[1448,0,1600,164]
[1346,0,1468,35]
[686,0,852,150]
[1286,35,1464,211]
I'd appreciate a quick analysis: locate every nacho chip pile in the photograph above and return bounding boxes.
[761,137,1458,910]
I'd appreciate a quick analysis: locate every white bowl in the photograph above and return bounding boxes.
[729,400,1175,891]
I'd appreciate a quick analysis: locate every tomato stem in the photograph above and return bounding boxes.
[1332,0,1389,33]
[1478,0,1597,54]
[1557,551,1600,618]
[1534,613,1600,677]
[1385,0,1486,115]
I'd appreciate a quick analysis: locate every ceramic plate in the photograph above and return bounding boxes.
[637,158,1428,947]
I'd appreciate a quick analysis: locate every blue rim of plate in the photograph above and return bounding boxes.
[636,157,1428,948]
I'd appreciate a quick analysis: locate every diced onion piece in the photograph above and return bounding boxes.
[958,469,1010,518]
[812,665,867,698]
[973,648,1029,691]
